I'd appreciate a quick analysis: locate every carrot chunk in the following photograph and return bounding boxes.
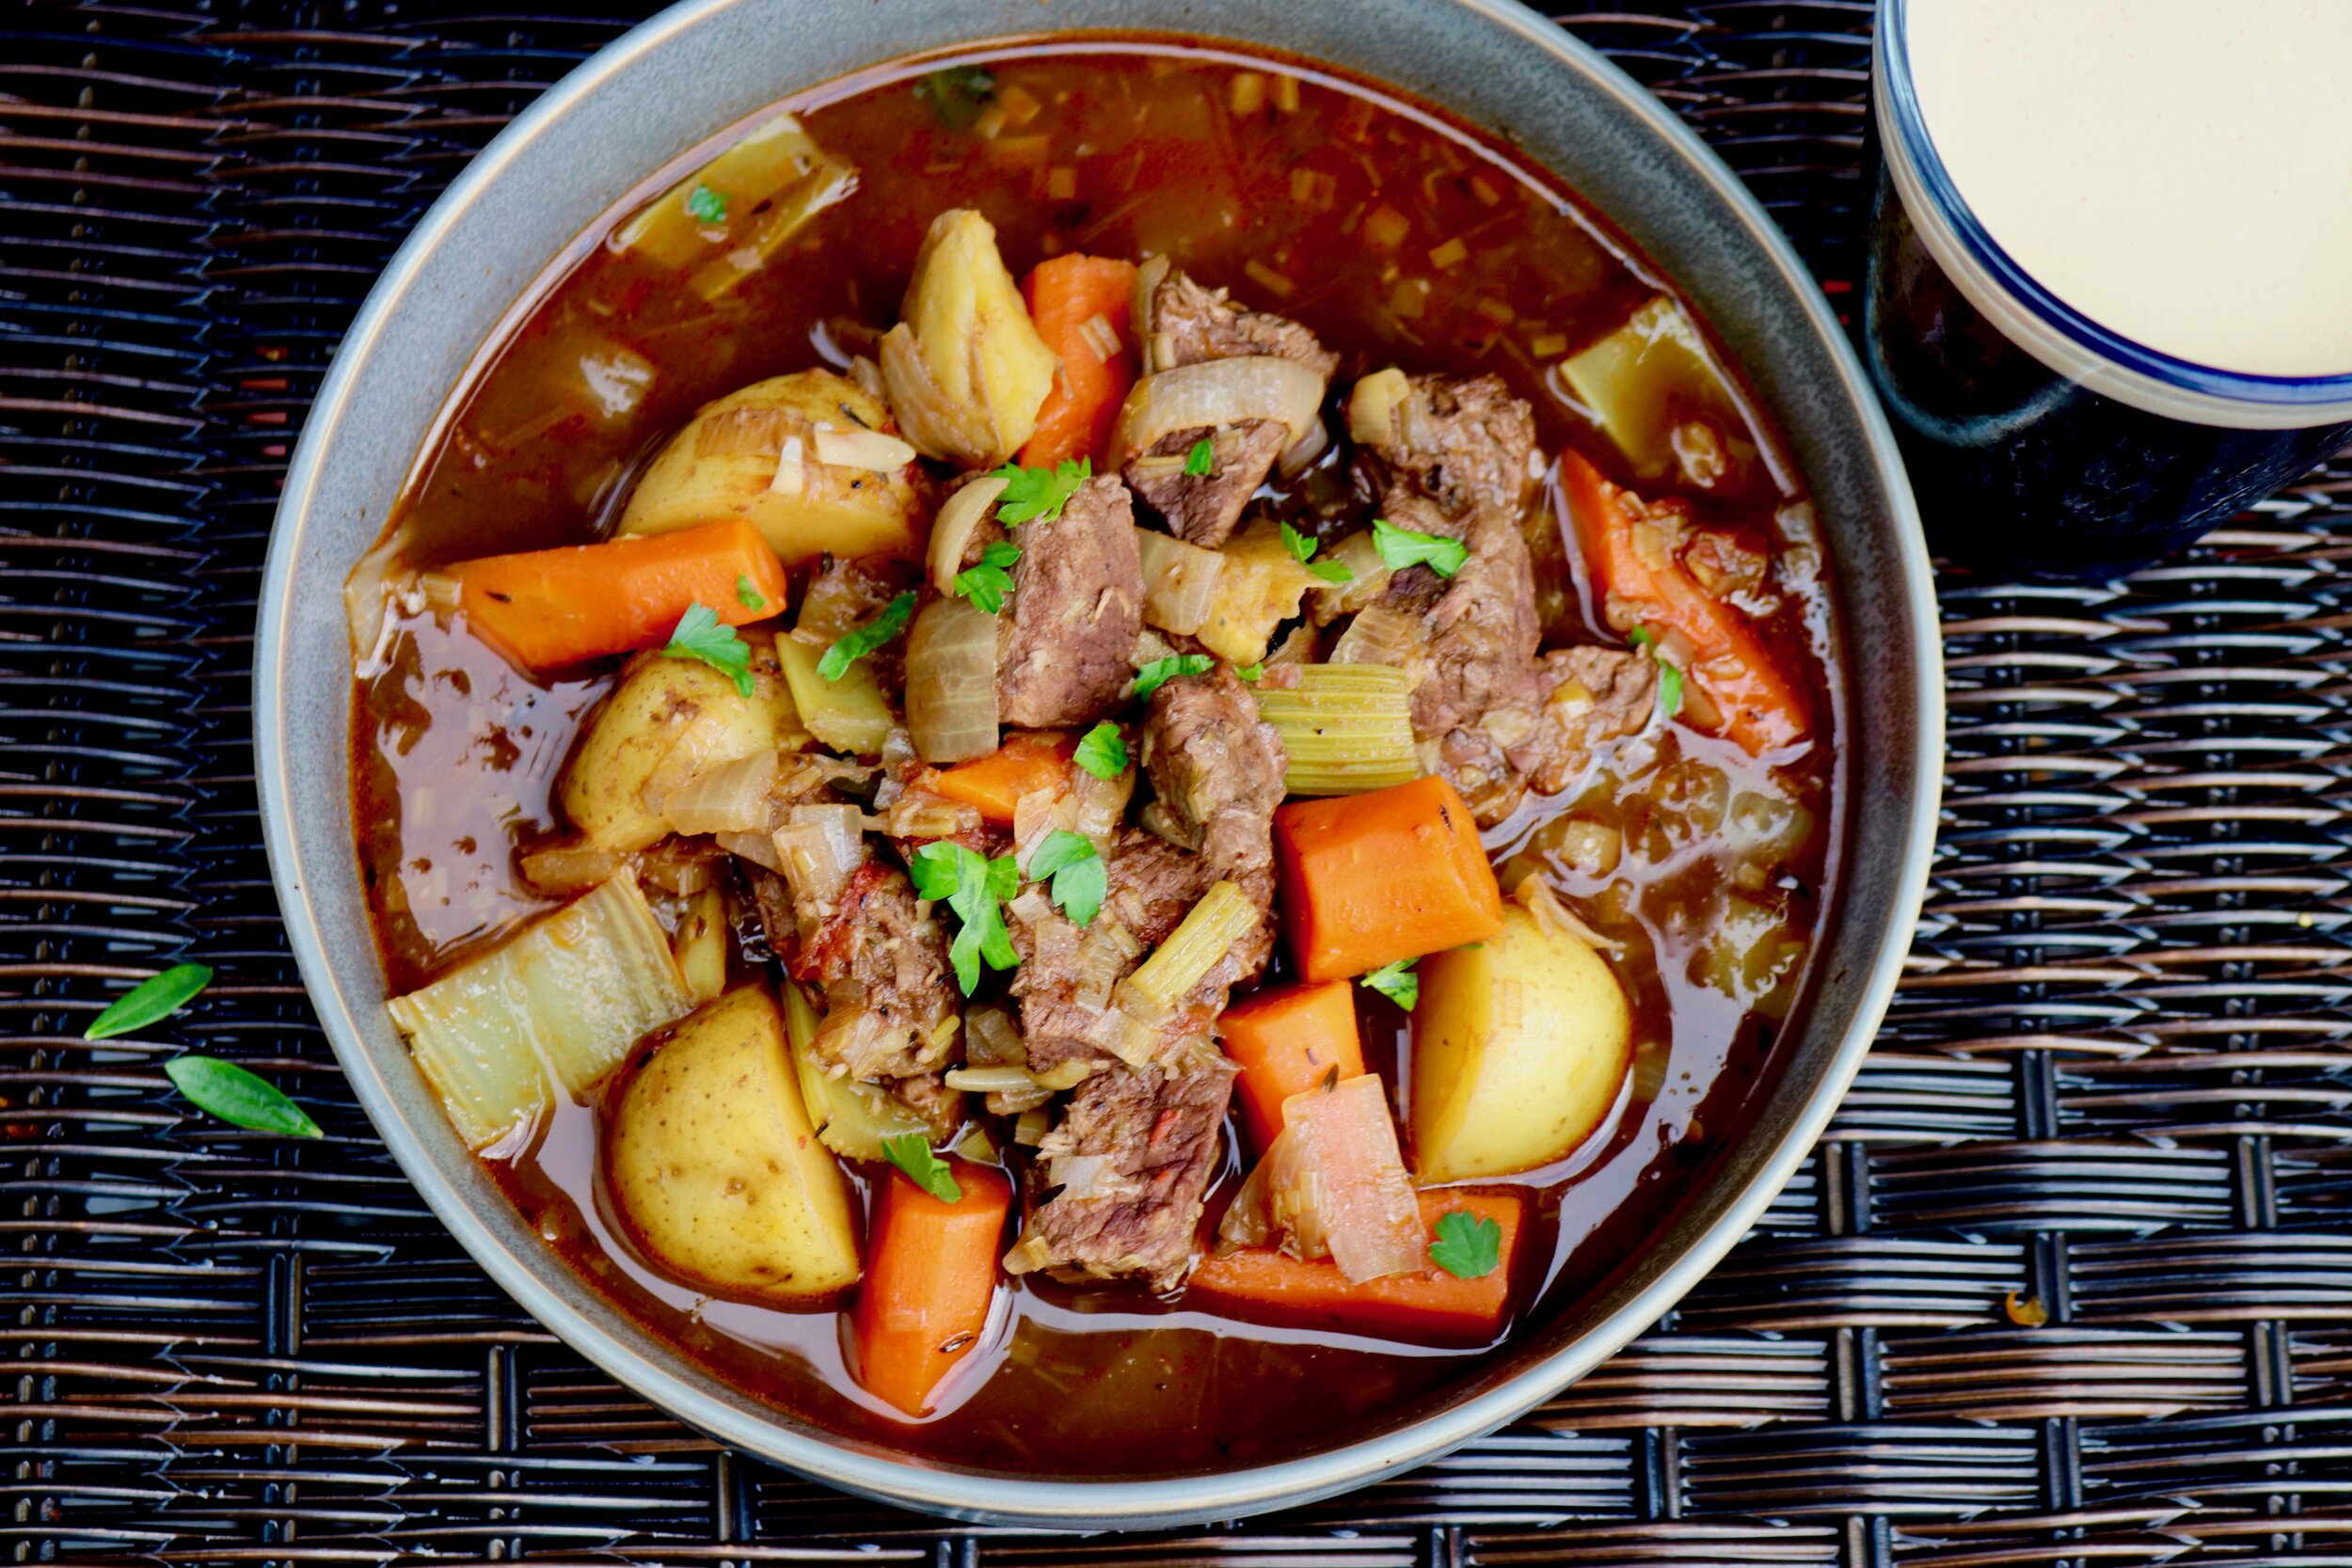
[1557,448,1808,755]
[930,730,1074,824]
[1273,775,1504,983]
[1019,254,1139,468]
[450,516,788,673]
[849,1160,1012,1418]
[1218,980,1366,1153]
[1189,1191,1523,1346]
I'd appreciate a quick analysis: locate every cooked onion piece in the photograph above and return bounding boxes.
[1111,355,1327,467]
[904,594,1003,764]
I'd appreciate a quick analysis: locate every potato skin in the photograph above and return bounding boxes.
[616,370,926,563]
[558,644,792,852]
[1409,907,1632,1183]
[605,986,861,1301]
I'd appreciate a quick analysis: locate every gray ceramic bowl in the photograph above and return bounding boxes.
[254,0,1942,1528]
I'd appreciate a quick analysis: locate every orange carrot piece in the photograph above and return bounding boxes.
[451,516,788,673]
[1189,1191,1524,1346]
[850,1161,1012,1418]
[1557,449,1809,755]
[930,731,1074,824]
[1020,254,1139,468]
[1219,981,1366,1153]
[1273,775,1504,984]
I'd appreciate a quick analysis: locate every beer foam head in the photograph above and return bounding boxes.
[1906,0,2352,379]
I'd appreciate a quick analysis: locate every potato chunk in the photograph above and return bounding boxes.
[617,370,926,564]
[606,987,861,1301]
[1409,906,1631,1182]
[559,644,797,852]
[879,209,1057,467]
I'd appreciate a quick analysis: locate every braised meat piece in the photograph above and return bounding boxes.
[1123,267,1339,546]
[1508,645,1660,794]
[1149,268,1341,380]
[1139,665,1286,975]
[1406,500,1544,740]
[1014,1049,1237,1291]
[787,861,959,1081]
[1128,420,1289,547]
[1011,828,1213,1073]
[1358,372,1538,517]
[997,475,1144,728]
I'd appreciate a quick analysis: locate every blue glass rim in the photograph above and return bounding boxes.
[1878,0,2352,412]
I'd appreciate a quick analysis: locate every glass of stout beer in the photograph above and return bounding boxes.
[1868,0,2352,581]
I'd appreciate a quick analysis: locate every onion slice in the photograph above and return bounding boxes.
[927,475,1010,594]
[1111,356,1327,466]
[904,594,1002,764]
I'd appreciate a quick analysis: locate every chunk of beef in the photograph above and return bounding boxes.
[892,1070,964,1139]
[789,861,959,1081]
[1139,666,1286,978]
[1011,828,1213,1073]
[997,475,1144,728]
[1148,268,1340,380]
[1358,372,1538,517]
[1509,645,1659,794]
[1015,1049,1236,1291]
[1127,420,1289,547]
[1122,269,1339,547]
[1363,493,1541,743]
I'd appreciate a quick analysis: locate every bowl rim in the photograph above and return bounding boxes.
[254,0,1941,1527]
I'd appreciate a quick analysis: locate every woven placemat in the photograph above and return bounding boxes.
[8,2,2350,1562]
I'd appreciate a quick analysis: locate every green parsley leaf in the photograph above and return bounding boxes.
[86,962,212,1040]
[1184,437,1216,477]
[1627,626,1656,651]
[685,184,727,225]
[1132,653,1215,700]
[1307,558,1354,584]
[1073,721,1127,779]
[913,65,996,132]
[1427,1209,1502,1279]
[1373,516,1470,578]
[817,591,915,681]
[1280,521,1317,563]
[1028,829,1106,927]
[908,842,1021,993]
[165,1054,322,1138]
[661,603,755,696]
[953,539,1022,613]
[882,1132,963,1204]
[1234,663,1264,683]
[735,573,766,612]
[1281,520,1353,585]
[1359,958,1419,1010]
[992,457,1090,525]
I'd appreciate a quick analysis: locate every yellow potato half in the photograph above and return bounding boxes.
[558,644,794,852]
[1409,907,1632,1183]
[606,987,861,1302]
[617,370,926,564]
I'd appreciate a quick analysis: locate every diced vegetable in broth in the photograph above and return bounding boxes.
[1559,294,1746,483]
[612,113,857,296]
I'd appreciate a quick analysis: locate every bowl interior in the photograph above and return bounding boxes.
[256,0,1938,1528]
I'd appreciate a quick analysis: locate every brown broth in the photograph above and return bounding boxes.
[351,37,1844,1474]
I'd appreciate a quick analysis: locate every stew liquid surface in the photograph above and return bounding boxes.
[351,38,1844,1474]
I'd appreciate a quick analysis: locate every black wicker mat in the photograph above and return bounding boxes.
[8,2,2352,1563]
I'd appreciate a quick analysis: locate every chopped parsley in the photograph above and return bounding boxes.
[1427,1209,1502,1279]
[1131,653,1215,700]
[1282,519,1354,585]
[909,840,1021,994]
[86,962,212,1041]
[1372,516,1469,578]
[685,183,727,225]
[735,574,766,612]
[953,540,1022,614]
[913,65,996,132]
[1628,627,1685,717]
[1073,721,1128,779]
[882,1132,963,1204]
[661,602,755,696]
[1027,830,1106,927]
[1235,662,1264,682]
[1359,958,1419,1010]
[1184,436,1216,477]
[992,456,1090,525]
[816,590,915,681]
